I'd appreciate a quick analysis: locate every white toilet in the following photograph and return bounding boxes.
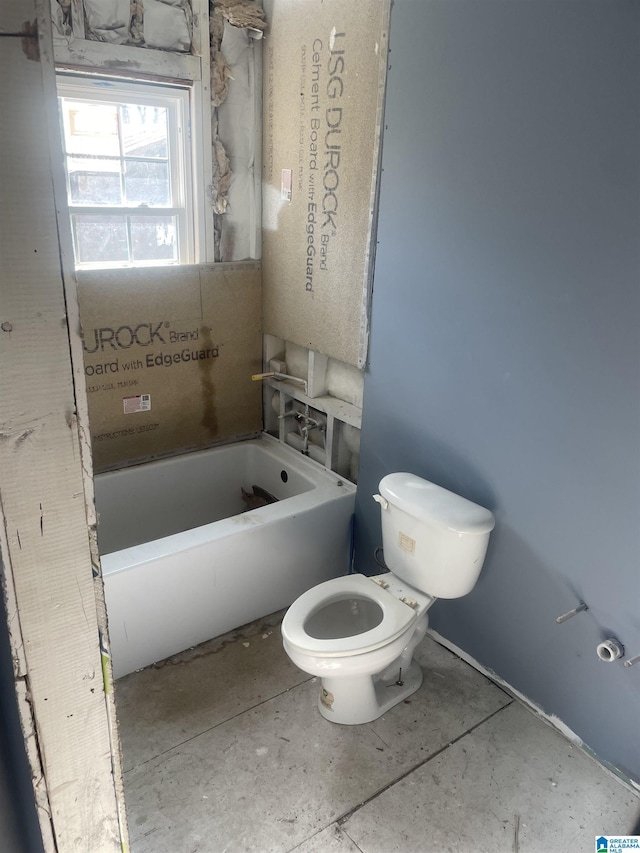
[281,472,495,724]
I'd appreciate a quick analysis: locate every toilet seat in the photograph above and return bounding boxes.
[282,574,417,658]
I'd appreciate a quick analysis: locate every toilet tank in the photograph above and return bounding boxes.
[376,473,495,599]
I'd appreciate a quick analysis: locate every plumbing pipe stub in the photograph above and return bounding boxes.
[596,638,624,662]
[556,602,588,624]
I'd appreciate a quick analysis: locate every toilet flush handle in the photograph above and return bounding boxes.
[373,494,389,511]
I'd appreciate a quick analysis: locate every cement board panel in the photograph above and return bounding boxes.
[77,264,263,471]
[262,0,389,367]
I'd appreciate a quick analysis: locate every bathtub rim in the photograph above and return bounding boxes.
[98,433,355,576]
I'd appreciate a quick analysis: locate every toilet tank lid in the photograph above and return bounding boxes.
[379,473,495,534]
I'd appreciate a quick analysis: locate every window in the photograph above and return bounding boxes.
[57,77,194,268]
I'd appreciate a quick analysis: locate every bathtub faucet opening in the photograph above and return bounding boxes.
[301,413,325,455]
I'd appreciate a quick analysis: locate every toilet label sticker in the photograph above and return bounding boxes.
[320,687,334,711]
[399,532,416,555]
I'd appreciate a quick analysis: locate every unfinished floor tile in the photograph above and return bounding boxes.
[125,676,422,853]
[290,823,363,853]
[367,637,511,758]
[115,612,306,771]
[342,701,640,853]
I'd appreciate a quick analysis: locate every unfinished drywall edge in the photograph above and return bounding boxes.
[427,628,640,795]
[0,9,60,850]
[357,0,390,369]
[40,0,131,842]
[13,679,57,852]
[45,4,126,846]
[0,3,123,849]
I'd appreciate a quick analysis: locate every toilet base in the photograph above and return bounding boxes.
[316,661,423,725]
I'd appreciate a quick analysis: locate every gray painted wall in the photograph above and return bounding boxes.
[355,0,640,783]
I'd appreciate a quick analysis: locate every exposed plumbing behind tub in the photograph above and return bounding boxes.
[279,405,325,455]
[252,371,308,394]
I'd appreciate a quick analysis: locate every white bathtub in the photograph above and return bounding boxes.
[95,434,356,678]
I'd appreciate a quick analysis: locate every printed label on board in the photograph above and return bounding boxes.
[281,168,292,202]
[399,532,416,555]
[301,31,347,294]
[123,394,151,414]
[82,321,208,354]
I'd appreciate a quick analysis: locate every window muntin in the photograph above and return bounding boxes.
[57,78,194,268]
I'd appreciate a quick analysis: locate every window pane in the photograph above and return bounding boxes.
[120,105,168,158]
[131,216,177,262]
[74,215,128,264]
[62,100,120,157]
[69,158,122,205]
[124,160,170,205]
[58,78,194,267]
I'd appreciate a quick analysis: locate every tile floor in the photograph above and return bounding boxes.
[115,613,639,853]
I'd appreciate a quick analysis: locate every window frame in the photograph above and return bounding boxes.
[57,74,195,269]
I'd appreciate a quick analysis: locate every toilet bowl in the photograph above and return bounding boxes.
[281,573,435,724]
[281,472,495,725]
